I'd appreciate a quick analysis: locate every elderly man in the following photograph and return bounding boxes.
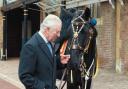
[18,14,70,89]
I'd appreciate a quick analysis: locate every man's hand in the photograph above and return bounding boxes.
[60,54,70,64]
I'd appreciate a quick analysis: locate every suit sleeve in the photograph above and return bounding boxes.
[18,44,45,89]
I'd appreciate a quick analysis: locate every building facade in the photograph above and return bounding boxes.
[0,0,128,73]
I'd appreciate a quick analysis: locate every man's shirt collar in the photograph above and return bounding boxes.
[38,31,48,44]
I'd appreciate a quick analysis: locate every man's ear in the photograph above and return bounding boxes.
[45,27,50,33]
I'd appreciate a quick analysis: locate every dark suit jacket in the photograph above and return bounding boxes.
[19,32,56,89]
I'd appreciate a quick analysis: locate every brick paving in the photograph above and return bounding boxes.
[92,69,128,89]
[0,58,25,89]
[0,58,128,89]
[0,78,20,89]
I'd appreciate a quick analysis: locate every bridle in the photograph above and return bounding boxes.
[58,22,95,89]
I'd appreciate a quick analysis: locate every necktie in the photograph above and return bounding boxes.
[47,42,53,55]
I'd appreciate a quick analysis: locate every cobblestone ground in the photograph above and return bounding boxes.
[0,58,128,89]
[92,69,128,89]
[0,58,24,89]
[56,69,128,89]
[0,78,20,89]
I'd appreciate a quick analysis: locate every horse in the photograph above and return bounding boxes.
[55,7,98,89]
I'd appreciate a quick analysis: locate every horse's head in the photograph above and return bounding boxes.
[59,7,97,71]
[67,20,96,70]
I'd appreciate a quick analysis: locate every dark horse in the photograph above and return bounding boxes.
[55,7,98,89]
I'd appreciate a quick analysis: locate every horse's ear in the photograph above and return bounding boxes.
[81,7,91,21]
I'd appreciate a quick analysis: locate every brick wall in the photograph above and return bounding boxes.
[120,3,128,73]
[97,2,128,73]
[97,2,115,69]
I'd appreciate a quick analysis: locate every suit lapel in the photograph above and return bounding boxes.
[35,32,54,65]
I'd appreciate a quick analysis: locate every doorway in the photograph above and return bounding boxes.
[6,5,40,57]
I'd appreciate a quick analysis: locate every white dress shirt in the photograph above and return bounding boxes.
[38,31,53,55]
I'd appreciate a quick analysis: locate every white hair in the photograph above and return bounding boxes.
[40,14,62,32]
